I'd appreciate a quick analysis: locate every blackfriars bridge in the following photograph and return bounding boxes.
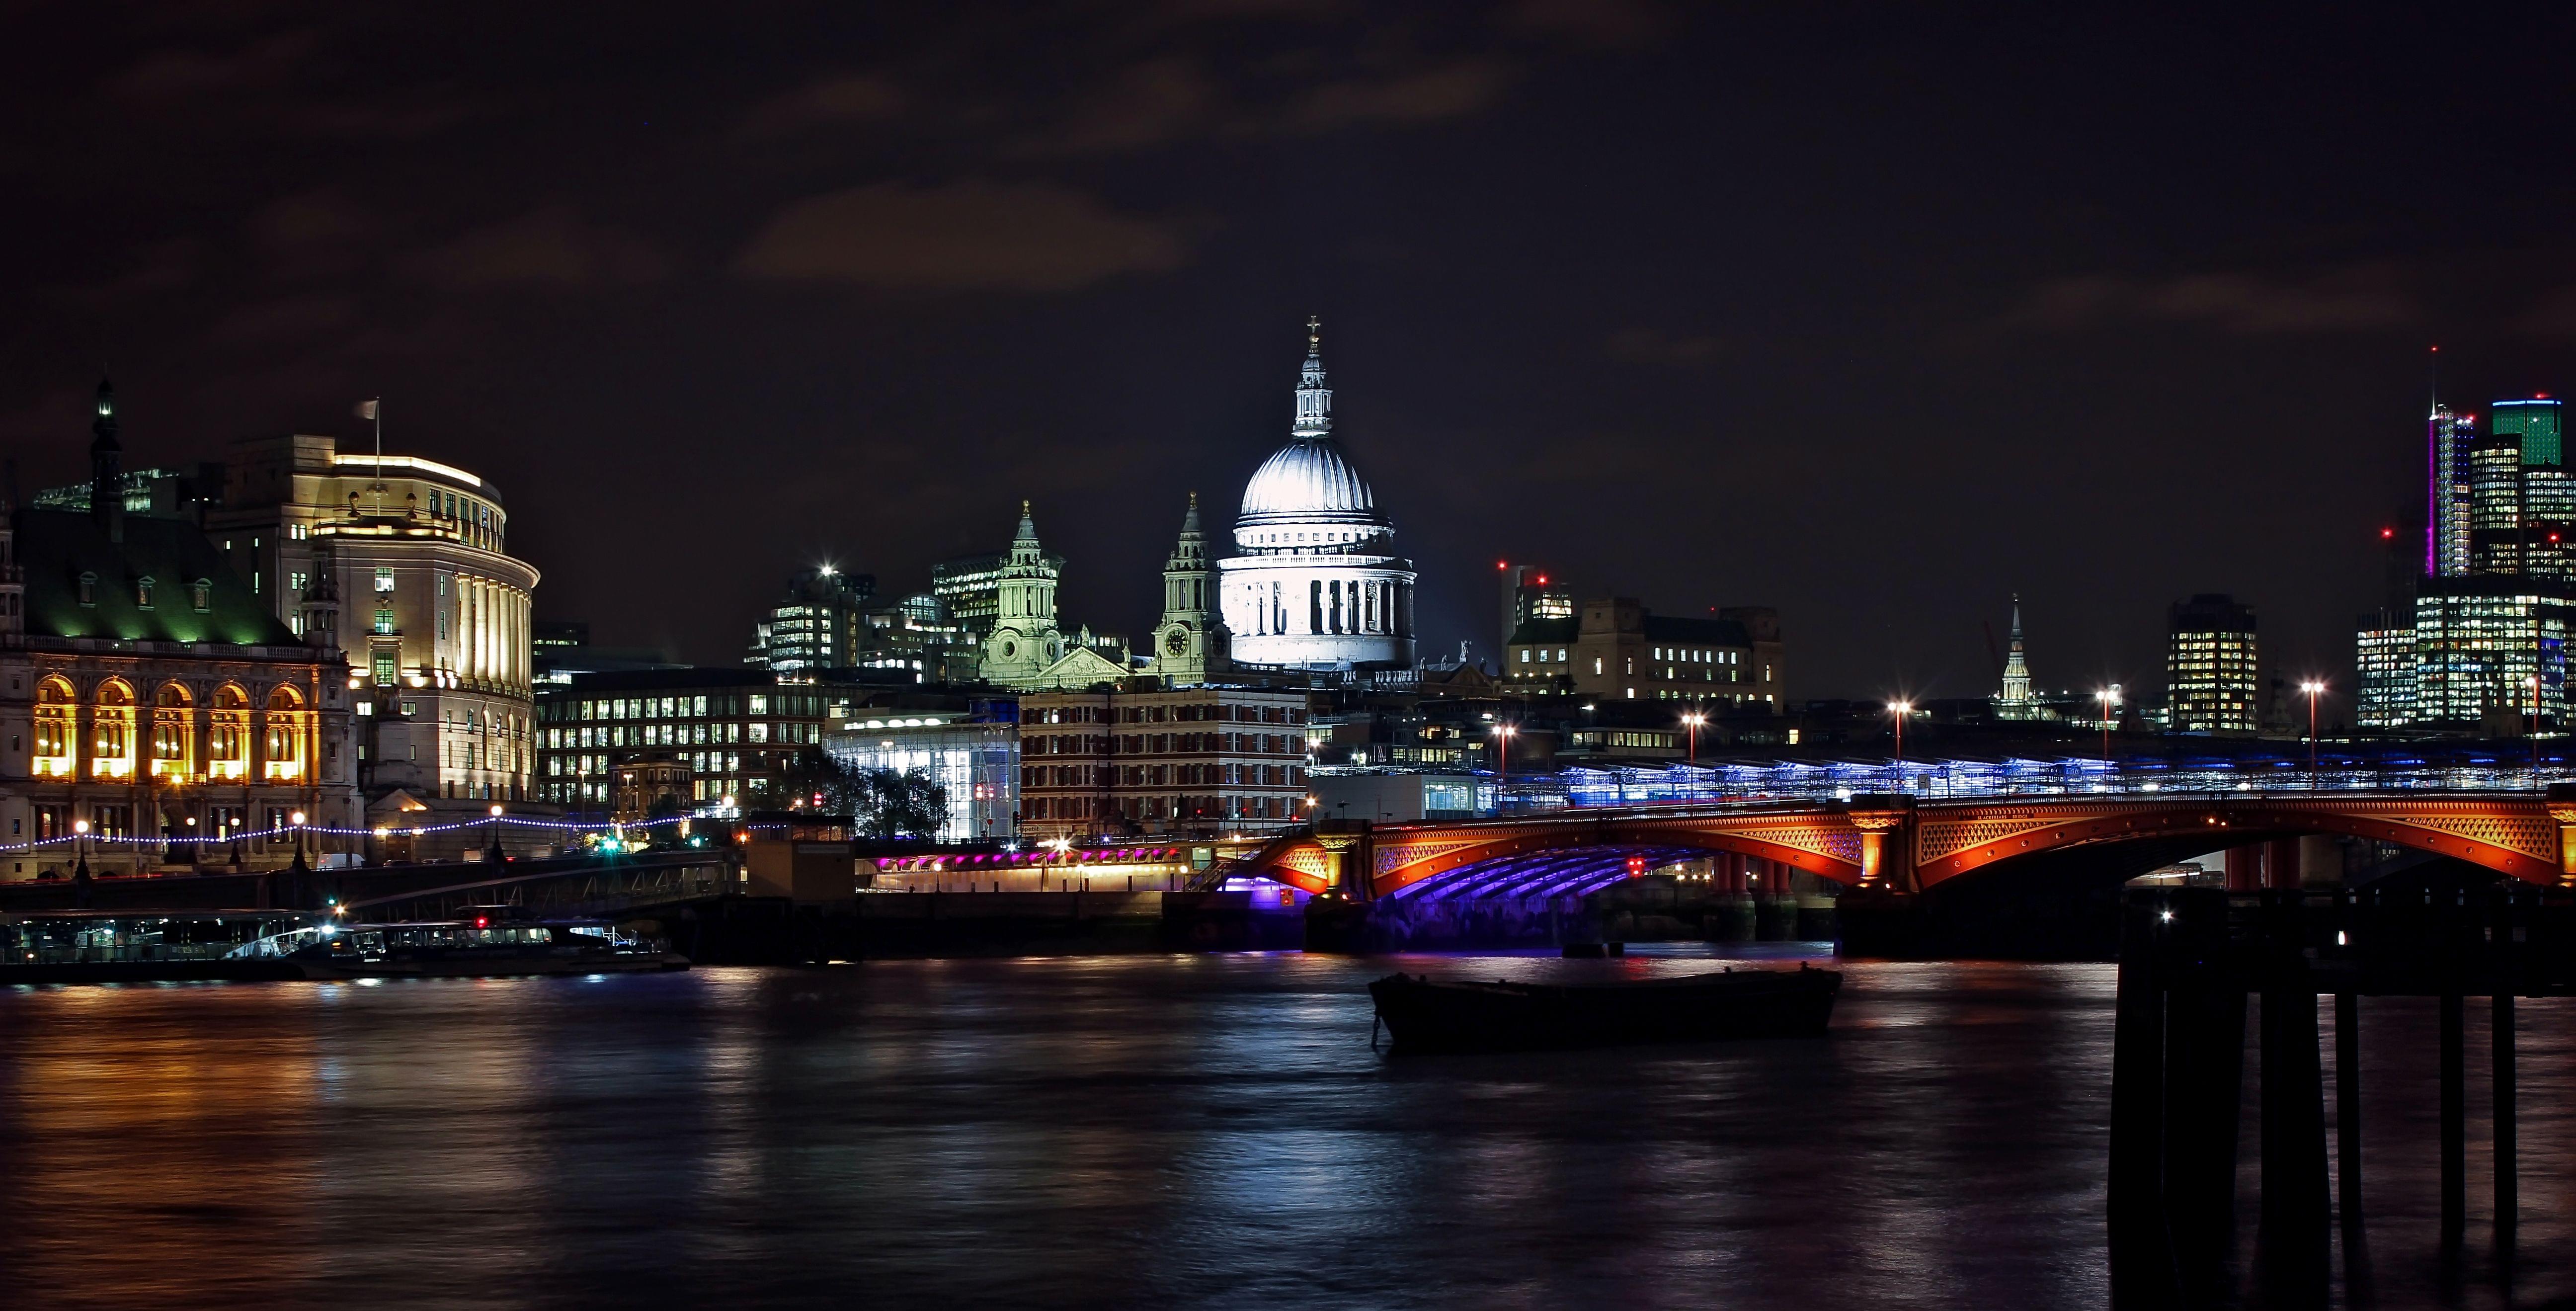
[1223,789,2576,901]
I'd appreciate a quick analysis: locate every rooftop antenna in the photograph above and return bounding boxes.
[2429,343,2442,418]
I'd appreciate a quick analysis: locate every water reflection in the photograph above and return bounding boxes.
[0,957,2566,1309]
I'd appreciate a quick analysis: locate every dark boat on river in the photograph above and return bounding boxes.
[1368,964,1841,1052]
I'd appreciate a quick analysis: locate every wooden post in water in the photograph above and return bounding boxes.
[2494,989,2516,1234]
[2109,893,2177,1306]
[2335,991,2362,1227]
[2440,991,2466,1243]
[2163,911,2245,1307]
[2259,983,2331,1301]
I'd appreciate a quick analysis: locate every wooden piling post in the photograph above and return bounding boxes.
[2440,991,2465,1243]
[2335,991,2361,1227]
[2109,893,2176,1306]
[2259,984,2332,1300]
[2494,989,2516,1235]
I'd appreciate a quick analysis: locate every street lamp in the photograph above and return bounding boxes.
[1490,724,1518,784]
[1682,711,1706,765]
[2298,680,2326,784]
[72,817,90,879]
[2095,689,2121,771]
[2529,674,2545,780]
[1886,700,1912,775]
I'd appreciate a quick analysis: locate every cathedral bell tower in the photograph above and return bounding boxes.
[1149,492,1230,686]
[980,500,1068,685]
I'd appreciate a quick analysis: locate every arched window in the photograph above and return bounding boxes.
[91,679,137,779]
[262,684,308,781]
[32,677,75,777]
[151,683,194,780]
[208,684,251,780]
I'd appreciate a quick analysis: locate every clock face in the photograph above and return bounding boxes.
[1164,630,1189,656]
[998,640,1018,659]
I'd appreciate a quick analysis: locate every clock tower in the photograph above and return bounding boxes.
[1148,492,1230,685]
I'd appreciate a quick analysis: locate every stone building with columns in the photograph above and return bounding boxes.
[206,431,539,812]
[0,382,361,878]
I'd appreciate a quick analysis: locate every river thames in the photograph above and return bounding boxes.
[1,951,2568,1310]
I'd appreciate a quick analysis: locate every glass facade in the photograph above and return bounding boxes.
[2410,577,2572,729]
[822,720,1020,841]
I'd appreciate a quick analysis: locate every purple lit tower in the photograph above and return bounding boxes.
[2428,353,2476,577]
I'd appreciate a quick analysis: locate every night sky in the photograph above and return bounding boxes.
[8,3,2575,711]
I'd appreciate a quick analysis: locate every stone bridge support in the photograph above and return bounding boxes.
[1847,795,1917,895]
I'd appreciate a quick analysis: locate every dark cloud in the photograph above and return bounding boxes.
[108,30,320,99]
[402,206,670,288]
[1017,57,1219,155]
[1605,327,1728,367]
[736,73,907,138]
[209,291,362,346]
[734,182,1190,292]
[1286,58,1519,129]
[2007,269,2416,334]
[1501,0,1670,47]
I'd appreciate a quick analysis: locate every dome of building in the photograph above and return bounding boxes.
[1216,318,1419,673]
[1238,437,1377,524]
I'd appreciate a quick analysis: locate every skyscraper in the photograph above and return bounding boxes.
[2367,390,2576,736]
[2429,379,2479,577]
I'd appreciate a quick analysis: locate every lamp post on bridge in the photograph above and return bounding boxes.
[1887,699,1912,784]
[2096,688,2121,779]
[1683,711,1705,766]
[2300,680,2326,787]
[1490,723,1517,785]
[2530,675,2545,783]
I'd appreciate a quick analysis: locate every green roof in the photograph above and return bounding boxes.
[15,509,300,647]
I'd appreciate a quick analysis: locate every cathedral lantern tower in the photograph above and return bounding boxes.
[1149,492,1230,685]
[979,500,1068,685]
[1215,319,1417,671]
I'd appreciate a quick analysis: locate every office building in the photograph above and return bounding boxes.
[747,565,874,672]
[534,668,831,811]
[1016,686,1311,841]
[0,381,362,877]
[2409,576,2571,731]
[2353,608,2415,731]
[1504,596,1782,708]
[2166,594,2259,735]
[1216,320,1418,671]
[1497,564,1573,668]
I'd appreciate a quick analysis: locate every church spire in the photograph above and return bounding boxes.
[1292,316,1332,440]
[1998,591,2033,715]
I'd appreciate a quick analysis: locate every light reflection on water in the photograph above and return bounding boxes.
[0,954,2568,1310]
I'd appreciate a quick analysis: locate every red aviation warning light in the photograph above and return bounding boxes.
[2381,527,2395,539]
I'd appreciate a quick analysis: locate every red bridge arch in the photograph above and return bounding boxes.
[1221,793,2576,900]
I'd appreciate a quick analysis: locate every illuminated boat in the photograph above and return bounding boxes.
[1367,964,1840,1052]
[228,912,687,979]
